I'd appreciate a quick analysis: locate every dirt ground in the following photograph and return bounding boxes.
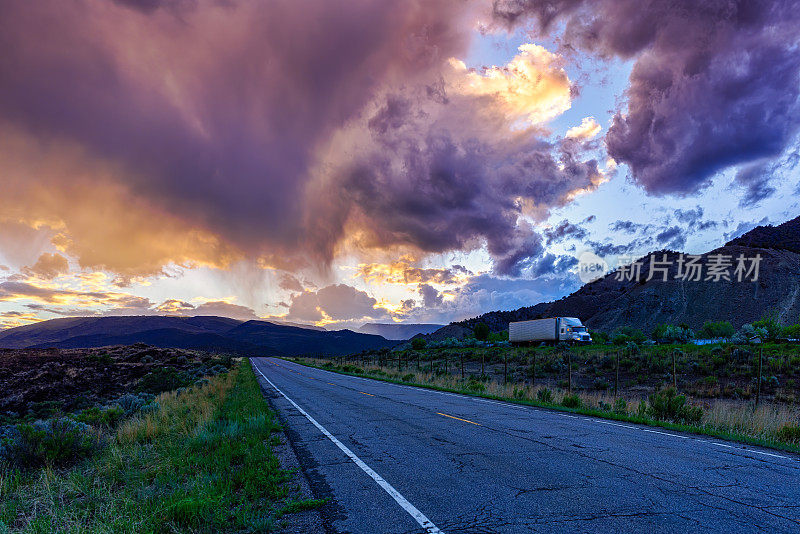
[0,344,233,422]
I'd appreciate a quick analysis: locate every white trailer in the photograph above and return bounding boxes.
[509,317,591,345]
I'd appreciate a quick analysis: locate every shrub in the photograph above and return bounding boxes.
[536,388,553,403]
[411,337,427,350]
[699,321,735,339]
[625,341,640,355]
[655,324,695,343]
[776,424,800,443]
[590,330,609,344]
[561,394,582,409]
[781,324,800,340]
[732,324,768,344]
[647,388,703,424]
[401,373,415,382]
[613,398,627,415]
[465,380,485,393]
[613,327,646,344]
[753,310,781,340]
[141,355,154,364]
[592,378,610,390]
[1,418,97,469]
[138,367,187,394]
[75,406,124,428]
[473,322,490,341]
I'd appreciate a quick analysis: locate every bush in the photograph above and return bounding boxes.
[138,368,188,394]
[613,398,627,415]
[561,394,582,409]
[401,373,415,382]
[1,418,97,469]
[625,341,640,355]
[465,380,486,393]
[776,424,800,443]
[699,321,735,339]
[732,324,768,344]
[655,324,695,343]
[613,327,646,344]
[647,388,703,424]
[75,406,124,428]
[473,322,490,341]
[589,330,609,344]
[753,311,781,341]
[536,388,553,403]
[410,338,427,350]
[781,324,800,340]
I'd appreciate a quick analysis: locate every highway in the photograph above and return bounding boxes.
[252,357,800,534]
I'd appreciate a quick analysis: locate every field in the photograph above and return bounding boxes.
[0,355,319,532]
[294,341,800,450]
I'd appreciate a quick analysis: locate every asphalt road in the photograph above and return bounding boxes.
[252,357,800,534]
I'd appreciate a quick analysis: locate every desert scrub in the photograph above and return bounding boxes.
[0,359,308,533]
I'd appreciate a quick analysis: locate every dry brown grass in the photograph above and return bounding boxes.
[301,357,800,447]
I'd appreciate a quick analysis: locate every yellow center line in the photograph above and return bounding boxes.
[360,392,374,396]
[437,412,481,426]
[327,382,336,386]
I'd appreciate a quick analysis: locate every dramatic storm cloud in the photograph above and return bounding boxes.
[0,0,602,278]
[493,0,800,194]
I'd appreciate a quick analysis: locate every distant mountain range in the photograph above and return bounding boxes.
[425,215,800,339]
[0,315,394,356]
[356,323,444,340]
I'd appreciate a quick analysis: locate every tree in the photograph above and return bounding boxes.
[699,321,735,339]
[753,310,781,340]
[411,337,427,350]
[473,322,490,341]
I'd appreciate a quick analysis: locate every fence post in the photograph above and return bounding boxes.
[532,350,536,387]
[614,351,619,398]
[756,347,763,407]
[480,353,485,376]
[504,351,508,384]
[460,352,465,380]
[567,351,572,394]
[672,349,677,390]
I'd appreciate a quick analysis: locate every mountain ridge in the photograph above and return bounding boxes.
[427,215,800,339]
[0,315,394,356]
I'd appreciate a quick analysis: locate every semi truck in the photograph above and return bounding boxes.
[509,317,592,345]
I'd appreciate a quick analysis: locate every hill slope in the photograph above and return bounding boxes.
[440,215,800,336]
[0,315,394,355]
[357,323,444,340]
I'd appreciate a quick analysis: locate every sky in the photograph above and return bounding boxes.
[1,0,799,330]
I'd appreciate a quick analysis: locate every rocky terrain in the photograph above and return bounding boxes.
[432,215,800,337]
[0,344,232,422]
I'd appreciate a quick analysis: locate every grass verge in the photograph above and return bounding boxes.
[0,359,317,533]
[292,357,800,455]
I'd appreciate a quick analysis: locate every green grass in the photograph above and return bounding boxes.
[0,359,317,533]
[293,357,800,455]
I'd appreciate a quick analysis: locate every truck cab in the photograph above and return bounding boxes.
[560,317,592,343]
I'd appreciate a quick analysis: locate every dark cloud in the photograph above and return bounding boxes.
[22,253,69,280]
[529,253,578,277]
[278,273,304,293]
[674,207,704,226]
[418,283,443,308]
[609,220,647,234]
[735,161,777,208]
[655,226,687,250]
[286,284,389,322]
[543,219,588,245]
[494,0,800,195]
[192,301,259,320]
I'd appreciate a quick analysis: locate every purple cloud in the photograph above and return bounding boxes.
[493,0,800,195]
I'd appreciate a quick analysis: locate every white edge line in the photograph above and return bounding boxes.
[253,360,444,534]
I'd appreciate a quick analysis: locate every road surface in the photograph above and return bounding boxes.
[252,357,800,534]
